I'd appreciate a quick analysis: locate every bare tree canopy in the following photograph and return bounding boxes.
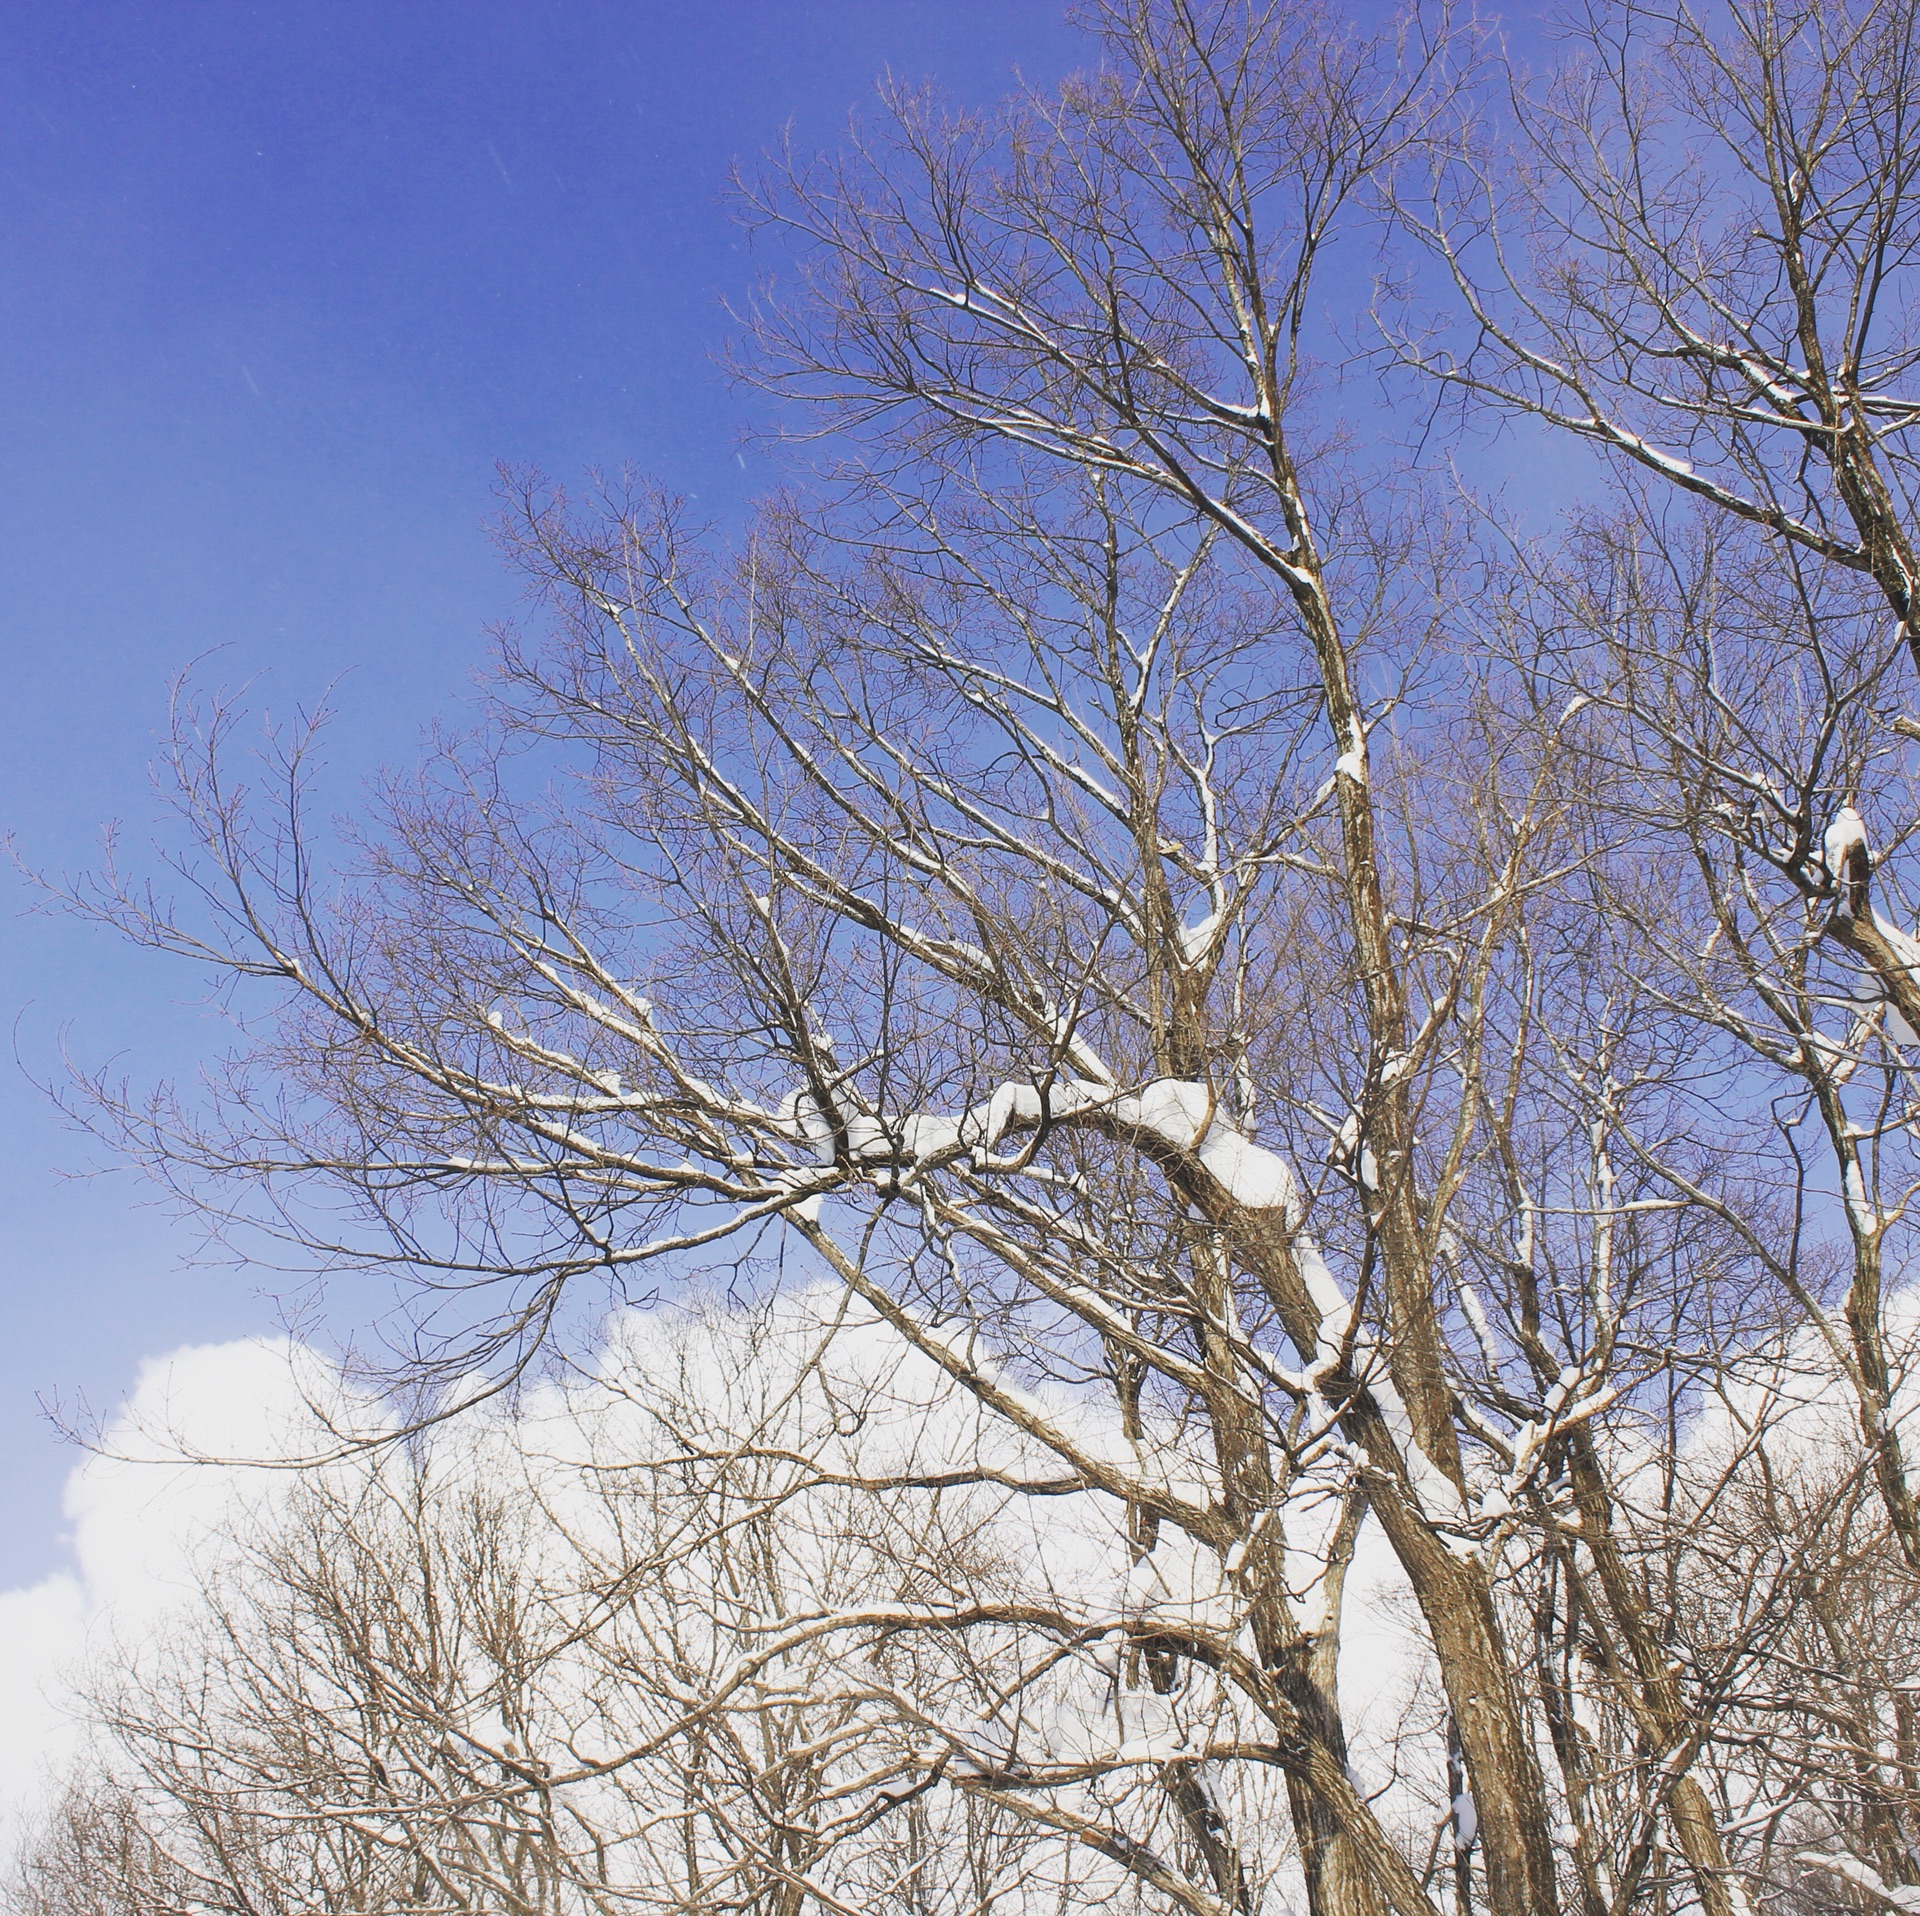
[29,3,1920,1913]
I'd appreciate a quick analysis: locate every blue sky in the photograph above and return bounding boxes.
[0,1,1085,1588]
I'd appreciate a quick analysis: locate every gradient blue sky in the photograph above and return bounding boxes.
[0,2,1088,1587]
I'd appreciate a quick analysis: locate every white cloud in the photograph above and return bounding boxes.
[0,1336,330,1847]
[0,1572,86,1822]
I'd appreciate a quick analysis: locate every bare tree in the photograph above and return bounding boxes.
[14,1299,1147,1916]
[1396,0,1920,1589]
[32,4,1920,1915]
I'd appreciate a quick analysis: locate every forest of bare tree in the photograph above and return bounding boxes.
[18,2,1920,1912]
